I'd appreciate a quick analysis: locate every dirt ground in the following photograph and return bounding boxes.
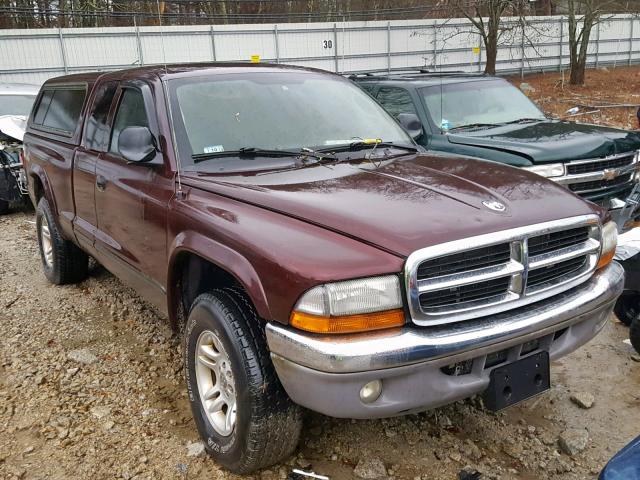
[508,65,640,130]
[2,67,640,480]
[1,215,639,480]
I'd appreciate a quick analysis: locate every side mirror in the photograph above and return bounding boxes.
[397,113,423,140]
[118,126,160,165]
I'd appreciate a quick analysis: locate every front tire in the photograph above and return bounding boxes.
[614,293,640,326]
[36,197,88,284]
[184,289,302,474]
[630,315,640,355]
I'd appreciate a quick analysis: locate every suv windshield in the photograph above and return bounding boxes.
[0,94,37,117]
[421,79,545,131]
[169,71,412,169]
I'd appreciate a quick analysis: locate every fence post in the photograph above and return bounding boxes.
[630,16,634,66]
[520,22,525,78]
[595,22,600,68]
[333,23,339,73]
[387,21,391,73]
[432,21,437,70]
[210,26,217,61]
[274,24,280,64]
[135,24,144,66]
[559,17,564,72]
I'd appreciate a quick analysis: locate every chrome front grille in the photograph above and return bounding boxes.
[405,215,601,326]
[566,153,634,175]
[557,151,638,198]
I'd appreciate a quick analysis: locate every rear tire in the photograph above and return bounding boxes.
[184,288,302,474]
[614,293,640,326]
[0,199,8,215]
[630,315,640,355]
[36,197,88,285]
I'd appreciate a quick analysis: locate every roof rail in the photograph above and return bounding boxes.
[347,70,490,81]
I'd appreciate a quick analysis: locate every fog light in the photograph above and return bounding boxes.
[359,380,382,403]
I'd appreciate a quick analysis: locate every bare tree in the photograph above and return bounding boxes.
[558,0,627,85]
[442,0,531,74]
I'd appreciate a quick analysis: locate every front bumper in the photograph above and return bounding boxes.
[266,262,624,418]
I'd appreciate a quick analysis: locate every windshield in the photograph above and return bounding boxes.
[421,79,545,131]
[169,71,412,169]
[0,94,37,117]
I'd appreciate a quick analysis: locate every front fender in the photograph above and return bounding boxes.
[166,230,272,325]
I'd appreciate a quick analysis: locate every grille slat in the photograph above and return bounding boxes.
[417,243,511,280]
[420,277,510,310]
[567,155,634,175]
[528,227,590,256]
[527,256,587,289]
[568,173,633,193]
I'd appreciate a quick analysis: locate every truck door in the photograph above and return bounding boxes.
[73,80,118,251]
[94,81,173,312]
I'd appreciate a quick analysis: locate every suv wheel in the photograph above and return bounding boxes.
[36,197,88,284]
[630,315,640,355]
[0,199,8,215]
[614,292,640,326]
[184,289,302,474]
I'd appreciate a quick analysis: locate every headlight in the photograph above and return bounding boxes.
[290,275,404,334]
[597,221,618,270]
[522,163,565,178]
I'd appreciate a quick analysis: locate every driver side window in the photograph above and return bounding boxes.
[110,88,149,155]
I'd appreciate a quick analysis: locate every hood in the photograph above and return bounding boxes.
[0,115,27,142]
[182,153,600,257]
[447,120,640,164]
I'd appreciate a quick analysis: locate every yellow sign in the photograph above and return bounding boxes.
[250,54,260,63]
[472,47,481,55]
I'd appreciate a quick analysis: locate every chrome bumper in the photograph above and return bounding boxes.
[266,262,623,418]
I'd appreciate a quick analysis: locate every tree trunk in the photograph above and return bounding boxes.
[483,5,501,75]
[484,37,498,74]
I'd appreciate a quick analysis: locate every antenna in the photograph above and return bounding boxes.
[155,1,182,195]
[156,0,168,74]
[438,30,444,135]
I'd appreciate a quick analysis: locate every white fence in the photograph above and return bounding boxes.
[1,14,639,85]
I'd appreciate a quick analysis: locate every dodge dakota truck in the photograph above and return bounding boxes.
[352,72,640,228]
[23,64,623,474]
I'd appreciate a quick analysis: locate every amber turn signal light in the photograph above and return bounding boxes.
[596,221,617,270]
[290,309,405,334]
[596,248,615,270]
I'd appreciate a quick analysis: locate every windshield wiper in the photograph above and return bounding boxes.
[193,147,338,164]
[317,141,418,154]
[502,117,545,125]
[448,123,502,132]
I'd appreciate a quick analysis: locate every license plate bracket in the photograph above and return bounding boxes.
[483,351,550,411]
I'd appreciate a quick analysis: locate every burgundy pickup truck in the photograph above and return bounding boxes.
[23,64,623,473]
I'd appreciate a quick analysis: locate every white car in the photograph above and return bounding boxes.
[0,82,40,214]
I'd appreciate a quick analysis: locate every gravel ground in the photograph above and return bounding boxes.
[1,207,639,480]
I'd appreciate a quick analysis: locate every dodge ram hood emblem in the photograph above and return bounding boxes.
[482,200,506,212]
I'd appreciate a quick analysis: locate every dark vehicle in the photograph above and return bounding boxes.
[0,82,39,214]
[600,435,640,480]
[614,225,640,325]
[352,71,640,227]
[23,64,623,474]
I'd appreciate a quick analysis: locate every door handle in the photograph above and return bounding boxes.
[96,174,107,192]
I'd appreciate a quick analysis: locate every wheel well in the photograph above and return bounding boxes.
[31,175,44,203]
[171,252,243,331]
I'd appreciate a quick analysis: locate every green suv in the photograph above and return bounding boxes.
[353,71,640,224]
